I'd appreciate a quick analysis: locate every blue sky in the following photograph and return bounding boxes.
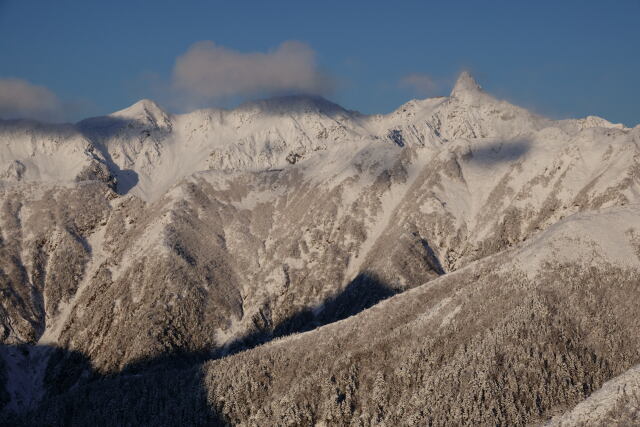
[0,0,638,125]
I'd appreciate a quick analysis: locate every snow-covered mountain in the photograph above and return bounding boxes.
[0,72,639,425]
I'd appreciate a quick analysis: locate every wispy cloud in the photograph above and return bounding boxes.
[0,77,62,121]
[398,73,441,97]
[170,40,335,107]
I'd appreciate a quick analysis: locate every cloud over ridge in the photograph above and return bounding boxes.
[171,40,334,106]
[0,78,62,121]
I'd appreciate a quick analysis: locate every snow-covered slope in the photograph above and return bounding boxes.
[2,71,629,203]
[189,204,640,426]
[16,204,640,425]
[76,95,372,200]
[550,363,640,426]
[73,72,631,204]
[0,120,112,185]
[0,72,639,424]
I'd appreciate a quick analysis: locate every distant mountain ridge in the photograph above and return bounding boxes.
[2,72,630,200]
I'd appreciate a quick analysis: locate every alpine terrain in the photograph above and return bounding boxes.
[1,72,639,425]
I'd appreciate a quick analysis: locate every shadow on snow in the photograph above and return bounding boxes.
[0,272,399,426]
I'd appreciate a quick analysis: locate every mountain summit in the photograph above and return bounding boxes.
[110,99,172,129]
[450,71,484,103]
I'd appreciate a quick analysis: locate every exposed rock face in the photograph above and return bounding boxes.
[0,73,638,425]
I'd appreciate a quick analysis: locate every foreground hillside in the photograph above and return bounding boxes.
[0,73,639,425]
[550,364,640,426]
[13,205,640,425]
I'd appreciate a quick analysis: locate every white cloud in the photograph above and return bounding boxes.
[171,40,334,106]
[0,78,62,121]
[399,73,441,97]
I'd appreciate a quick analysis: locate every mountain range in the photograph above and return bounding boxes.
[1,72,639,425]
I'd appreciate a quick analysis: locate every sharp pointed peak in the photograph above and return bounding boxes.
[109,99,171,128]
[451,71,483,98]
[112,99,166,117]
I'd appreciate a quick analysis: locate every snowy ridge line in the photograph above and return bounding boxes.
[0,72,632,203]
